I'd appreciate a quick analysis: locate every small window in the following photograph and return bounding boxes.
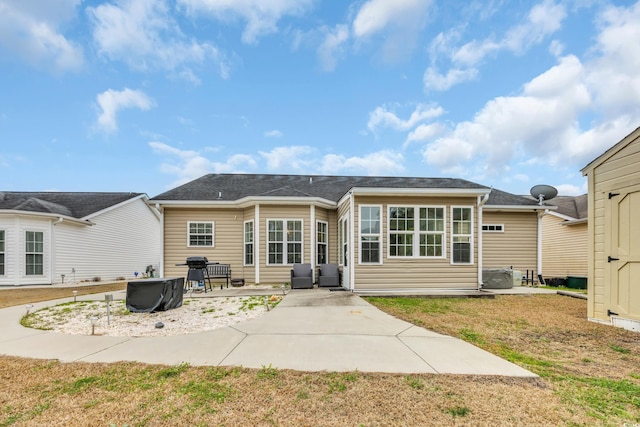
[244,221,254,265]
[0,230,5,275]
[317,221,328,265]
[360,206,381,264]
[482,224,504,232]
[25,231,44,275]
[188,222,214,247]
[451,207,473,264]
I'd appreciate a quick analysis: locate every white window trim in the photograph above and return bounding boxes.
[187,221,215,248]
[451,206,474,265]
[359,205,383,265]
[387,205,446,259]
[266,218,304,266]
[25,230,45,276]
[482,224,504,232]
[316,220,328,265]
[243,220,254,266]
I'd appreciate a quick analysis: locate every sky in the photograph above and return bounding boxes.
[1,0,640,198]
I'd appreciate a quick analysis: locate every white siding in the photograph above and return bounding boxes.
[54,198,161,284]
[0,216,52,285]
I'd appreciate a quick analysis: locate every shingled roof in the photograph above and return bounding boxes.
[150,174,490,203]
[486,188,543,207]
[547,194,588,219]
[0,192,144,219]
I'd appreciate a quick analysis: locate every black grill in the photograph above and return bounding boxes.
[183,256,212,291]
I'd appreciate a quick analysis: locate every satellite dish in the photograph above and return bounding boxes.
[530,184,558,205]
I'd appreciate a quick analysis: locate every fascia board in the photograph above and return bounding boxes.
[0,210,94,226]
[151,196,337,210]
[484,205,557,211]
[349,187,490,197]
[561,218,587,226]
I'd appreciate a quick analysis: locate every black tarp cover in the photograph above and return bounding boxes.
[126,278,184,313]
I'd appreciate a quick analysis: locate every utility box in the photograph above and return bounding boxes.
[482,268,514,289]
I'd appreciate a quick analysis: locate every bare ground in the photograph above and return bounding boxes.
[1,287,639,426]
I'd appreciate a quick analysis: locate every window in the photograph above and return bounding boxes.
[188,222,214,247]
[389,206,445,258]
[482,224,504,232]
[0,230,4,275]
[451,207,473,264]
[267,219,303,265]
[317,221,328,265]
[25,231,43,275]
[244,221,254,265]
[360,206,381,263]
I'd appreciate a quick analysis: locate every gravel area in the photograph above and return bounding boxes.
[22,295,283,337]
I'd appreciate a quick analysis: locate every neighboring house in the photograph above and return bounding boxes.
[0,192,161,286]
[151,174,549,292]
[537,194,588,279]
[582,126,640,332]
[483,189,549,281]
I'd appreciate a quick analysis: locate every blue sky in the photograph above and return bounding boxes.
[1,0,639,198]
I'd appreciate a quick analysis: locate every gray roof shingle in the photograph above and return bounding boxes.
[486,188,542,207]
[150,174,490,202]
[0,192,144,219]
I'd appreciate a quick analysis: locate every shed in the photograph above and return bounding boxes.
[581,126,640,332]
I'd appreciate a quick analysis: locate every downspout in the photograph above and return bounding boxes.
[156,203,164,278]
[477,192,490,289]
[255,204,260,285]
[537,209,548,281]
[52,217,63,284]
[349,191,355,292]
[310,205,316,282]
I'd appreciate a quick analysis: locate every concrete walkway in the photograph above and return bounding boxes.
[0,288,536,377]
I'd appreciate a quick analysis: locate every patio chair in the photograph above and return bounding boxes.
[318,263,340,287]
[291,263,313,289]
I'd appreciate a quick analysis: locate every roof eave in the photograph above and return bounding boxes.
[349,187,490,196]
[0,210,94,226]
[484,205,556,211]
[151,196,337,209]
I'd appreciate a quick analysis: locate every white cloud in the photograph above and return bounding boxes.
[95,88,155,133]
[404,123,445,147]
[352,0,431,39]
[263,129,283,138]
[423,66,478,91]
[351,0,433,62]
[150,141,257,188]
[368,103,444,133]
[554,183,585,196]
[88,0,229,80]
[259,146,315,171]
[428,0,567,91]
[177,0,314,44]
[0,0,84,72]
[319,150,404,176]
[317,24,349,72]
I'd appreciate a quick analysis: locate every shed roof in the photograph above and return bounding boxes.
[581,126,640,175]
[0,192,144,219]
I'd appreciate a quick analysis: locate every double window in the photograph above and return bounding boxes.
[317,221,328,265]
[244,221,254,265]
[359,206,381,263]
[25,231,43,276]
[267,219,302,265]
[388,206,445,258]
[188,222,214,247]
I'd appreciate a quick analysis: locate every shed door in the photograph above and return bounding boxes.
[609,185,640,320]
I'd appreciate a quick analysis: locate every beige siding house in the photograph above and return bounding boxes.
[538,195,588,279]
[151,174,546,292]
[582,126,640,332]
[0,192,161,286]
[482,189,550,283]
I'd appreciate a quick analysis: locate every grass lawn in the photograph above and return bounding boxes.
[1,287,638,426]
